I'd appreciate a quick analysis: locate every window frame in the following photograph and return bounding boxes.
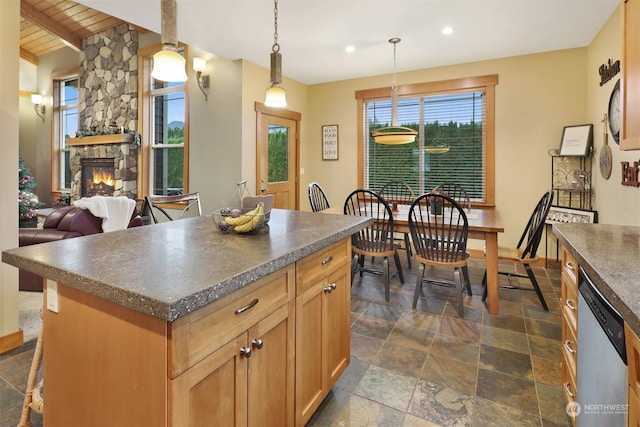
[51,67,80,196]
[138,44,190,198]
[355,74,497,207]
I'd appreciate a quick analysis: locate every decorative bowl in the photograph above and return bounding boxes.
[211,206,270,234]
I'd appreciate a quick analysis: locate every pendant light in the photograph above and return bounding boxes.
[151,0,187,82]
[264,0,287,107]
[372,38,417,145]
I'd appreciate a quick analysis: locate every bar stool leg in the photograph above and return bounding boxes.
[18,308,44,427]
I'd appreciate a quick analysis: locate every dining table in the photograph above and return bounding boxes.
[321,204,505,314]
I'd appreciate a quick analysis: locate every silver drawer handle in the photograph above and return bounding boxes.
[566,299,576,311]
[564,339,576,354]
[321,256,334,265]
[565,262,576,272]
[564,381,575,398]
[235,298,259,315]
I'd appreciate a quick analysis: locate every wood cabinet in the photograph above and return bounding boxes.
[560,247,579,425]
[625,322,640,426]
[621,0,640,150]
[42,237,352,426]
[295,239,351,426]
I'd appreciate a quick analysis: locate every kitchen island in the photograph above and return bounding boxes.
[2,209,371,426]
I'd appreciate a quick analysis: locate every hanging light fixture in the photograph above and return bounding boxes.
[151,0,187,82]
[264,0,287,107]
[372,38,417,145]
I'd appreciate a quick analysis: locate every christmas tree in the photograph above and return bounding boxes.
[19,155,44,227]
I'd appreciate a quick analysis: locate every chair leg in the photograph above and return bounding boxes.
[462,265,472,296]
[525,264,549,311]
[481,270,488,302]
[453,268,465,317]
[358,254,365,277]
[383,257,390,302]
[413,263,426,309]
[404,233,412,268]
[393,251,404,284]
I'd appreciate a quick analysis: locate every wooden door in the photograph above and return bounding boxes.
[324,266,351,385]
[255,102,301,210]
[247,301,295,427]
[170,334,248,426]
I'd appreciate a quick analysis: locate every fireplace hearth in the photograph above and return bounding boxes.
[81,158,116,197]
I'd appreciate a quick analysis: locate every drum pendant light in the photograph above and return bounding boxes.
[372,38,417,145]
[264,0,287,107]
[151,0,187,82]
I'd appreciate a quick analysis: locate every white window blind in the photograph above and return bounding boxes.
[364,90,486,203]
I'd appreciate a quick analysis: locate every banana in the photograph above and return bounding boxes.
[234,203,265,233]
[224,214,252,226]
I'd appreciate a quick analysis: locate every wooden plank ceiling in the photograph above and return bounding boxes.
[20,0,130,65]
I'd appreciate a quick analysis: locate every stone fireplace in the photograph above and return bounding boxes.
[68,134,138,201]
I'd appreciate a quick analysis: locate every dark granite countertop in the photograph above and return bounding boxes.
[3,209,371,322]
[553,223,640,336]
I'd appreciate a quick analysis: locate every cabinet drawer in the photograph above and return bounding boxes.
[296,239,350,295]
[561,274,578,332]
[562,248,578,287]
[630,387,640,427]
[562,360,577,426]
[170,265,295,378]
[562,313,578,378]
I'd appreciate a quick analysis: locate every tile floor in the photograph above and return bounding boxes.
[0,257,570,427]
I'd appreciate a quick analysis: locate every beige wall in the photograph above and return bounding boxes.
[587,4,640,225]
[1,0,21,346]
[306,48,589,248]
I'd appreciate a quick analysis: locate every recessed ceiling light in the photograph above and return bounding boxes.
[345,45,355,53]
[442,26,454,35]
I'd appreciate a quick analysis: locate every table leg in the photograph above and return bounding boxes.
[484,233,499,314]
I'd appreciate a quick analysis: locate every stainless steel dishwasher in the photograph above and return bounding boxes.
[577,266,627,426]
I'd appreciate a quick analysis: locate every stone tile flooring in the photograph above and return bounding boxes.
[307,257,571,426]
[0,258,571,427]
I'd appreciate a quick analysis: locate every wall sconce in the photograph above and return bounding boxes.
[193,56,209,101]
[31,94,45,122]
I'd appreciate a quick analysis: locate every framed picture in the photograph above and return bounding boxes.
[546,206,597,224]
[322,125,339,160]
[559,124,593,156]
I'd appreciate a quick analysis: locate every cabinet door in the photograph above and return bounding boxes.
[324,265,351,386]
[295,280,326,425]
[295,264,351,426]
[170,334,248,426]
[247,300,295,427]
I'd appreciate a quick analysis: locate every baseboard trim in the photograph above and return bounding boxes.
[0,328,24,354]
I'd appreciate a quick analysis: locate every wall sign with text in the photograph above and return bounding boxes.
[322,125,339,160]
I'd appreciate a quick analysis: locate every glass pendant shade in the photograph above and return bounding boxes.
[265,85,287,108]
[372,127,418,144]
[152,49,187,82]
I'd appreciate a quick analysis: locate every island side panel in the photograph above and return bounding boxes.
[43,281,168,426]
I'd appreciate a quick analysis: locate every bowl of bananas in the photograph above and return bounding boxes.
[212,202,269,234]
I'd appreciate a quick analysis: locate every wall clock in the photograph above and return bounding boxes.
[608,79,621,144]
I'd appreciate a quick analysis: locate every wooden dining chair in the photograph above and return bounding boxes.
[379,180,415,267]
[144,192,202,223]
[344,189,404,301]
[408,192,470,316]
[432,183,472,212]
[481,189,553,310]
[308,181,330,212]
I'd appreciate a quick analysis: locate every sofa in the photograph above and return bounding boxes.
[18,205,143,291]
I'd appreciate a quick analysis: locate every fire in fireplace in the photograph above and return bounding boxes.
[81,158,116,197]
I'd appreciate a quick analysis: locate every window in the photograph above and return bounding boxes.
[356,75,497,206]
[139,45,189,197]
[52,70,79,192]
